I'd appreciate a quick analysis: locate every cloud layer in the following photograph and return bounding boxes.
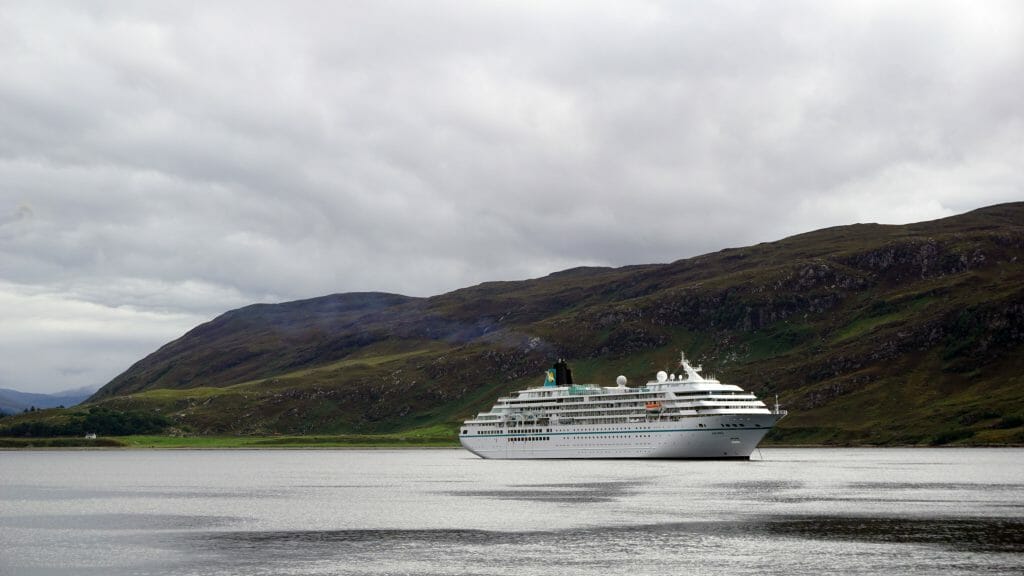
[1,1,1022,392]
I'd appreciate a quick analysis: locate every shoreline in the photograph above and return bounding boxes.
[2,437,1021,450]
[0,435,460,450]
[0,445,462,451]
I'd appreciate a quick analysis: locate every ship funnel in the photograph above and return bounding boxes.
[553,359,573,385]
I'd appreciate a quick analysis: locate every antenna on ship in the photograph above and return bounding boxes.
[678,350,704,382]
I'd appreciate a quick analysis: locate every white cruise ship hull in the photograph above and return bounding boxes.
[460,413,782,460]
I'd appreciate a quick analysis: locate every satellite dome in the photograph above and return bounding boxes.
[616,375,627,387]
[656,370,668,383]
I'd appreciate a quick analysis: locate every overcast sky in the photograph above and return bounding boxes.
[1,1,1022,394]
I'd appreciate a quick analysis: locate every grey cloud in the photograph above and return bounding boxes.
[0,0,1022,392]
[0,203,33,229]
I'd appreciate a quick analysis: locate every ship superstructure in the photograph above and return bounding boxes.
[459,353,786,459]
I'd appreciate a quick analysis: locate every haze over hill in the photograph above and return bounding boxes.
[0,386,95,415]
[18,203,1007,445]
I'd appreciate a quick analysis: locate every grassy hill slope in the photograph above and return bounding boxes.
[5,203,1024,445]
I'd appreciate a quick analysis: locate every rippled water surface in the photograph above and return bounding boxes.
[1,448,1022,575]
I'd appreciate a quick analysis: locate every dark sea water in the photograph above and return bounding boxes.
[1,448,1021,576]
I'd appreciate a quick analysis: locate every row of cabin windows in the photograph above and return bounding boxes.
[569,435,652,439]
[469,416,762,432]
[471,413,761,432]
[509,434,661,442]
[512,391,755,404]
[464,422,761,436]
[503,398,758,412]
[511,393,665,404]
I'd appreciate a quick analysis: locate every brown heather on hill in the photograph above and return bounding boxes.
[17,203,1024,444]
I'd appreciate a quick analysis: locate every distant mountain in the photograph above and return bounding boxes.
[0,386,95,415]
[6,203,1024,445]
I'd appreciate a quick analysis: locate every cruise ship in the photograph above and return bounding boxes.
[460,353,787,459]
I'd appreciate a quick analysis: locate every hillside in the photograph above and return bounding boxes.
[7,203,1024,445]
